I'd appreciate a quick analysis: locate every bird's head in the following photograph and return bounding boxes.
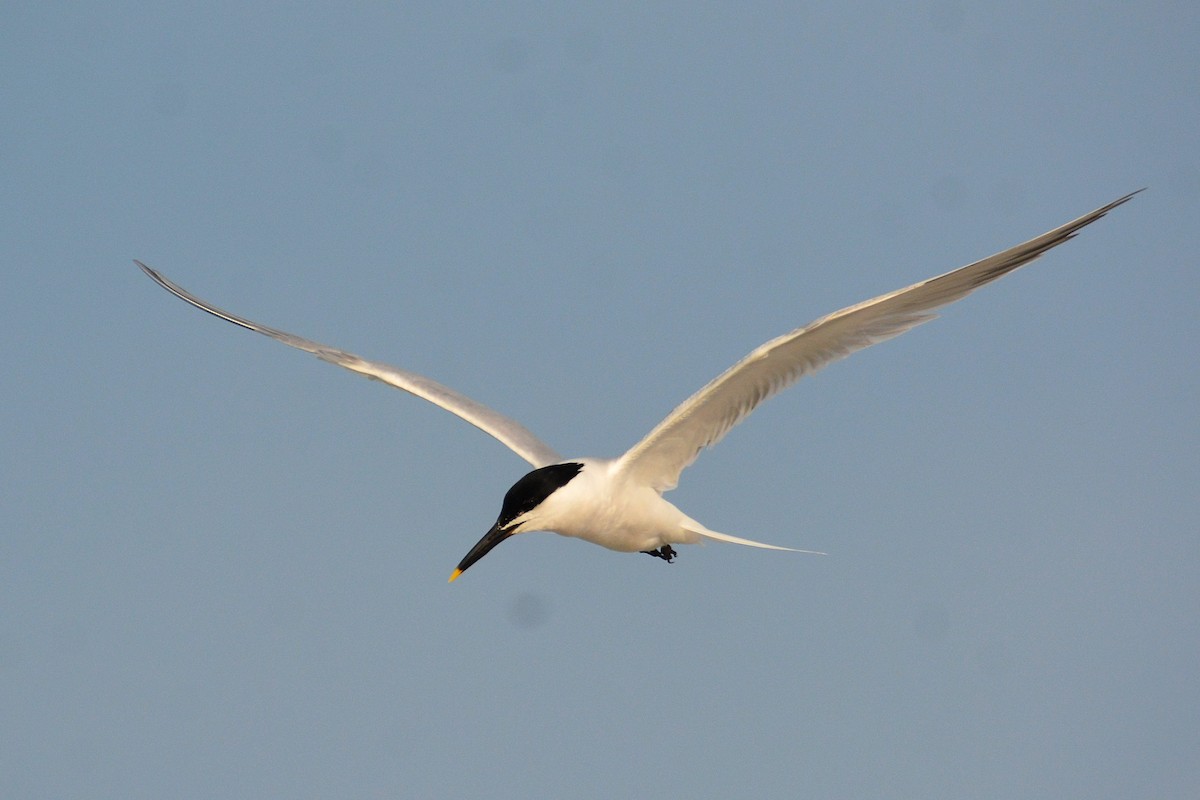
[448,462,585,582]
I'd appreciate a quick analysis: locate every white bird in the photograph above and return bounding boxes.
[136,191,1138,581]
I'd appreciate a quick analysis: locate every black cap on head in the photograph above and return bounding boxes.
[449,462,584,582]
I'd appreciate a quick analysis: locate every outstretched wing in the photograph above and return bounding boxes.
[136,261,562,468]
[617,191,1141,491]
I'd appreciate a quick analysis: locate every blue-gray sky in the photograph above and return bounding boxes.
[3,3,1197,798]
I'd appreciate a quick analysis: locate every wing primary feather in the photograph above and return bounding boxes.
[134,261,561,468]
[617,190,1142,491]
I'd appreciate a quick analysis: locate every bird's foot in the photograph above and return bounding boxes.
[640,545,677,563]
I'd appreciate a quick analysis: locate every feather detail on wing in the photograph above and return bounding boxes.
[616,191,1141,491]
[135,261,562,468]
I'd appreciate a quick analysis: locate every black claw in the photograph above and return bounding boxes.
[640,546,677,563]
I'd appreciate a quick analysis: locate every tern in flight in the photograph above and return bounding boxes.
[137,190,1138,581]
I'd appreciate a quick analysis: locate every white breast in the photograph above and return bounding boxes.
[517,458,702,553]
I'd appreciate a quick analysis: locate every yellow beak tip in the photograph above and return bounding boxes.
[448,568,463,583]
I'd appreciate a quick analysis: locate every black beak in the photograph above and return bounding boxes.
[448,522,509,582]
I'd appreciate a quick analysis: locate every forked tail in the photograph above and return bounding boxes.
[681,522,826,555]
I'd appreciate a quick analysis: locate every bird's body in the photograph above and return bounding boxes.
[521,459,689,551]
[502,458,745,553]
[136,190,1139,581]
